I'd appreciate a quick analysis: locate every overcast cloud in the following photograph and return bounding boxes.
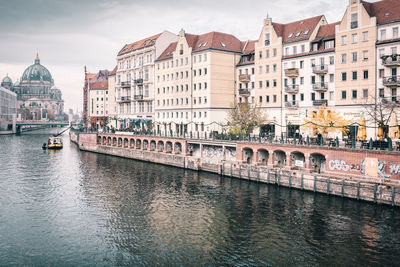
[0,0,377,112]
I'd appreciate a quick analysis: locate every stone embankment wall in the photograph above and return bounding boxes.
[70,132,400,206]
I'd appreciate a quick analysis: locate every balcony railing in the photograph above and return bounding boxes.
[117,96,131,102]
[351,21,358,29]
[284,85,299,94]
[381,96,400,104]
[312,64,328,74]
[134,94,144,100]
[134,79,143,85]
[238,89,250,96]
[284,68,299,77]
[382,76,400,87]
[121,81,131,88]
[382,55,400,67]
[313,100,328,106]
[285,101,299,108]
[312,83,328,92]
[239,74,251,83]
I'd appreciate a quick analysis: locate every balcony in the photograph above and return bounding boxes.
[121,81,131,88]
[351,21,358,29]
[284,85,299,94]
[285,101,299,108]
[313,100,328,106]
[381,96,400,104]
[312,64,328,75]
[239,74,251,83]
[382,55,400,67]
[134,79,143,85]
[117,96,131,102]
[238,89,250,96]
[134,94,144,100]
[382,76,400,87]
[312,83,328,92]
[284,68,299,77]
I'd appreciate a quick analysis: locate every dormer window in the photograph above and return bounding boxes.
[221,42,226,47]
[288,33,293,38]
[198,43,202,48]
[296,31,301,37]
[202,42,207,47]
[304,30,310,35]
[385,13,390,17]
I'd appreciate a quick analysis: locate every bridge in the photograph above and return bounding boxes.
[16,121,69,134]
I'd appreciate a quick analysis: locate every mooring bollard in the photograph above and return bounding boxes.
[248,168,250,180]
[313,175,316,192]
[392,187,396,206]
[301,174,304,190]
[374,184,377,203]
[327,178,330,195]
[341,180,345,197]
[257,168,260,182]
[267,169,270,183]
[277,170,280,186]
[357,182,360,200]
[289,174,292,188]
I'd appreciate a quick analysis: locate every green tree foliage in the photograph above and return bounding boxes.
[227,102,266,135]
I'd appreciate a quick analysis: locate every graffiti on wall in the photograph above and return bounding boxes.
[328,158,396,179]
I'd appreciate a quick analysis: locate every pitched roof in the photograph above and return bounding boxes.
[273,15,324,44]
[86,73,96,80]
[157,42,177,61]
[362,0,400,25]
[242,40,256,54]
[89,81,108,90]
[109,65,117,76]
[156,31,243,61]
[315,21,340,40]
[118,33,162,56]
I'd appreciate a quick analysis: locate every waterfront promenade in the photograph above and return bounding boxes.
[71,130,400,206]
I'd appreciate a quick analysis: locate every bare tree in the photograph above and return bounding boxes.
[362,94,399,129]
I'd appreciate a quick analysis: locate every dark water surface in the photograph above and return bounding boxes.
[1,129,400,266]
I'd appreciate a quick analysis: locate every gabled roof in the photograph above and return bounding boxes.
[314,22,340,41]
[241,40,256,54]
[156,31,243,61]
[362,0,400,25]
[86,73,96,80]
[89,81,108,90]
[272,15,324,44]
[118,33,162,56]
[109,65,117,76]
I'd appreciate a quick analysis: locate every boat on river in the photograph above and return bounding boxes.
[47,136,63,149]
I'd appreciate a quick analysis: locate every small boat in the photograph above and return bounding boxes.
[48,136,63,149]
[42,143,47,150]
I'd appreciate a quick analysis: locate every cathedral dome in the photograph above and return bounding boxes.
[21,53,53,83]
[1,75,12,87]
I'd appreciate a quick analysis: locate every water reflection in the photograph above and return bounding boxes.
[0,130,399,266]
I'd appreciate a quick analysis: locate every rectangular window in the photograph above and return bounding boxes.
[379,88,385,98]
[342,72,347,81]
[329,56,334,65]
[352,71,357,80]
[259,51,263,59]
[266,80,270,87]
[259,96,263,103]
[273,80,277,87]
[394,27,399,38]
[266,50,270,58]
[273,95,277,102]
[273,48,277,57]
[381,29,386,40]
[266,95,270,102]
[341,35,347,45]
[342,91,347,99]
[363,50,368,61]
[352,33,358,43]
[300,93,304,101]
[352,90,357,99]
[330,74,334,83]
[259,81,263,88]
[363,89,368,99]
[352,52,357,62]
[363,70,368,79]
[379,69,384,78]
[300,77,304,85]
[300,61,304,69]
[301,45,305,53]
[342,54,347,64]
[311,93,315,101]
[363,31,368,42]
[273,64,277,72]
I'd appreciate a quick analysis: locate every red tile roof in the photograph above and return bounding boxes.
[109,65,117,76]
[315,22,340,40]
[272,15,324,44]
[89,81,108,90]
[118,33,162,56]
[157,42,177,61]
[86,73,96,80]
[242,40,256,54]
[156,31,243,61]
[362,0,400,25]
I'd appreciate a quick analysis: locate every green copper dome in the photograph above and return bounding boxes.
[21,54,53,83]
[1,75,12,86]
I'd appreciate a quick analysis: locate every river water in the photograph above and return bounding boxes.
[1,129,400,266]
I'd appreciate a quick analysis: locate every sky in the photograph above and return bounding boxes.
[0,0,378,112]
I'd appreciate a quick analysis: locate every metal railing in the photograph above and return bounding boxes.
[383,76,400,87]
[382,55,400,66]
[312,64,328,74]
[117,96,131,102]
[284,85,299,94]
[313,99,328,106]
[312,83,328,92]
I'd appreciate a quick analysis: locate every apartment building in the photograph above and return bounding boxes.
[154,29,242,135]
[115,31,178,129]
[107,65,117,128]
[236,40,256,105]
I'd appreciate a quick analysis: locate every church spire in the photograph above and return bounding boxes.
[35,50,40,64]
